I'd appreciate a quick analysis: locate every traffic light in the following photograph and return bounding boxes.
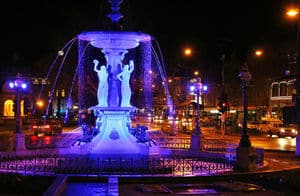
[217,93,230,113]
[218,101,230,113]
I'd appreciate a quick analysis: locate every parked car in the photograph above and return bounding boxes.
[31,118,63,136]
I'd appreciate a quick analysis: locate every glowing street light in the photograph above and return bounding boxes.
[254,49,263,57]
[8,76,29,134]
[189,76,208,151]
[36,100,45,108]
[286,8,299,18]
[183,47,193,57]
[7,74,29,152]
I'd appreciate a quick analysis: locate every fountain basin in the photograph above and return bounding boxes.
[78,31,152,49]
[89,106,149,156]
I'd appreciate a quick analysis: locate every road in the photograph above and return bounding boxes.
[0,122,297,152]
[193,127,296,151]
[141,119,297,151]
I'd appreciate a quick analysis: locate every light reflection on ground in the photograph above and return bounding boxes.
[278,137,296,151]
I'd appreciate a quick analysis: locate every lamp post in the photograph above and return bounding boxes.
[238,64,252,147]
[189,77,207,151]
[8,74,28,151]
[286,7,300,156]
[235,64,257,171]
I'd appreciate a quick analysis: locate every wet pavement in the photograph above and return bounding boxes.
[117,150,300,195]
[119,181,284,195]
[48,152,300,196]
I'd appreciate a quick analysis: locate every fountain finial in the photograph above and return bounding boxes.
[107,0,124,23]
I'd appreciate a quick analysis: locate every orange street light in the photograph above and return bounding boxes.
[286,7,299,18]
[194,70,199,76]
[255,49,263,57]
[36,100,44,108]
[183,47,192,57]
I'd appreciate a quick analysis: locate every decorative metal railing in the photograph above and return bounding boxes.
[152,135,238,151]
[0,155,233,176]
[150,135,263,166]
[0,132,263,176]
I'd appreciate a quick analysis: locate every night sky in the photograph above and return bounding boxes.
[0,0,298,82]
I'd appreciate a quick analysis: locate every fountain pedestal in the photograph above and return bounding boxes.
[90,106,149,157]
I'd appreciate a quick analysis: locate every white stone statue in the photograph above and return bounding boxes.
[117,60,134,107]
[93,59,108,107]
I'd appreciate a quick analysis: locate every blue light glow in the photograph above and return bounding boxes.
[190,85,195,92]
[21,83,27,89]
[9,82,14,89]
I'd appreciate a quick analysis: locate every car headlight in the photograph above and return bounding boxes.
[280,129,285,132]
[292,129,296,133]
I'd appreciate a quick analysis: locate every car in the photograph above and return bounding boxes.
[257,121,273,133]
[32,118,63,136]
[247,121,260,130]
[270,124,298,138]
[238,121,259,130]
[261,123,298,138]
[257,119,283,134]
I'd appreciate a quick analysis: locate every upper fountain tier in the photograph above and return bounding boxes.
[78,31,152,49]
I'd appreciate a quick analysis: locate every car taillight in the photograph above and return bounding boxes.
[44,125,51,129]
[32,125,38,129]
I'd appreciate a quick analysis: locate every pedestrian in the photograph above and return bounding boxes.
[221,113,226,137]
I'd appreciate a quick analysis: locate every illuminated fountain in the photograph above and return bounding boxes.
[62,0,164,157]
[0,0,239,180]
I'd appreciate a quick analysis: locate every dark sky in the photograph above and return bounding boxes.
[0,0,298,80]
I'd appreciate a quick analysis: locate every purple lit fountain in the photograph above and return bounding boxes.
[72,0,155,157]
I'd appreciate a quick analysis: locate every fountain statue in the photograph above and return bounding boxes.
[117,60,134,107]
[93,59,108,107]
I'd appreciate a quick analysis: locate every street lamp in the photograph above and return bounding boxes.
[182,46,195,76]
[183,47,193,57]
[189,76,207,151]
[238,64,252,147]
[254,49,263,57]
[235,63,258,171]
[286,7,300,156]
[8,74,29,151]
